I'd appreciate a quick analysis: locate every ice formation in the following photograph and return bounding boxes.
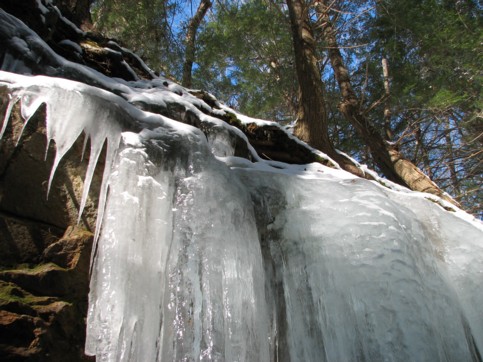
[1,69,483,362]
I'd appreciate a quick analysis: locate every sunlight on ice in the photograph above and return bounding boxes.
[1,71,482,362]
[85,127,482,360]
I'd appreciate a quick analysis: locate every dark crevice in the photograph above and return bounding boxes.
[0,209,66,235]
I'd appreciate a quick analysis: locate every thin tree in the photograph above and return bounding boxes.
[182,0,212,87]
[314,0,459,206]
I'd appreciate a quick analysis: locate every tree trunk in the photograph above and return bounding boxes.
[444,119,461,195]
[414,122,434,179]
[381,57,393,140]
[286,0,363,176]
[315,1,459,206]
[181,0,212,88]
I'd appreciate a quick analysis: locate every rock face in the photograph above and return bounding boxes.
[0,94,99,359]
[0,228,93,361]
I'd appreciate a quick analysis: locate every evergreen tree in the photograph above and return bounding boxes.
[194,0,297,121]
[89,0,482,215]
[370,0,482,214]
[312,0,458,205]
[91,0,208,80]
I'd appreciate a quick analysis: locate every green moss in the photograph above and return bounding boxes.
[224,111,243,128]
[0,280,53,307]
[0,262,66,276]
[0,263,31,272]
[314,154,335,168]
[27,262,65,273]
[80,40,108,54]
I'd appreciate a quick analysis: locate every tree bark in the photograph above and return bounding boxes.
[181,0,212,88]
[381,57,393,140]
[414,122,433,179]
[444,119,461,195]
[286,0,363,176]
[315,1,459,206]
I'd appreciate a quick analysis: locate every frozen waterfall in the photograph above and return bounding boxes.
[1,72,482,362]
[86,145,483,362]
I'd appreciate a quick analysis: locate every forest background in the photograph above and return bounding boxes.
[87,0,482,217]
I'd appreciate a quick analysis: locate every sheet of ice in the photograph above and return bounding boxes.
[85,121,483,361]
[237,170,483,361]
[85,132,271,361]
[1,70,482,362]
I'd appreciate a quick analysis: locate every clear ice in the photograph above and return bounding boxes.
[1,71,482,362]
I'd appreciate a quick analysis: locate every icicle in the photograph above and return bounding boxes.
[1,88,49,147]
[1,74,124,227]
[81,133,88,162]
[0,93,19,140]
[82,131,121,227]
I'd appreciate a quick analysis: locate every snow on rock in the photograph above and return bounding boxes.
[1,69,482,362]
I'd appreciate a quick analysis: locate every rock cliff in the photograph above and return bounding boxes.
[0,95,99,360]
[0,1,120,360]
